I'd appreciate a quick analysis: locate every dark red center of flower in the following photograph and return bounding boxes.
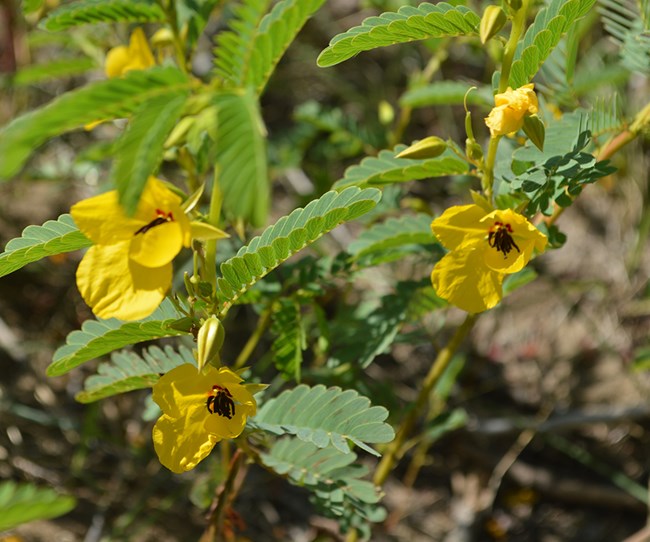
[488,221,520,258]
[134,209,174,236]
[206,385,235,419]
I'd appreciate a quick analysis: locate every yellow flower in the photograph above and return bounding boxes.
[430,204,547,313]
[105,27,155,78]
[152,364,257,473]
[485,84,538,136]
[71,177,191,321]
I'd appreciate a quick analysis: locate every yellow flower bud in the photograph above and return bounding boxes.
[396,136,447,159]
[196,316,225,371]
[480,6,507,44]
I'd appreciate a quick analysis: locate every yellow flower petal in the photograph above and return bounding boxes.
[153,414,219,474]
[71,190,142,245]
[129,221,184,268]
[430,204,487,250]
[76,243,171,320]
[485,84,538,136]
[105,28,155,78]
[152,364,258,473]
[431,248,504,313]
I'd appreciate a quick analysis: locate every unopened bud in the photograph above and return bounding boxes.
[378,100,395,125]
[196,316,225,371]
[522,114,545,151]
[396,136,447,159]
[480,6,507,44]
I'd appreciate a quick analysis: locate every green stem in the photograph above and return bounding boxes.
[204,167,223,289]
[159,0,189,74]
[499,0,529,93]
[373,313,478,487]
[234,308,272,370]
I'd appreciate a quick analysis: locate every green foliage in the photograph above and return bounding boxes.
[0,481,76,531]
[509,0,597,87]
[214,0,326,94]
[347,213,435,259]
[334,145,468,189]
[22,0,44,14]
[214,89,269,227]
[76,345,194,403]
[47,300,186,377]
[0,214,91,278]
[253,384,395,456]
[599,0,650,74]
[508,130,617,215]
[216,187,381,310]
[400,82,492,108]
[10,57,97,86]
[40,0,166,31]
[589,95,626,138]
[317,3,480,67]
[271,298,306,381]
[261,438,384,527]
[113,92,189,215]
[0,67,190,179]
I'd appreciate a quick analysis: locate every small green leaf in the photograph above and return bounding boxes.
[348,213,434,258]
[0,67,190,179]
[271,298,305,380]
[216,187,381,311]
[48,299,186,377]
[11,57,97,86]
[334,145,468,189]
[317,3,480,67]
[0,214,91,278]
[113,92,189,215]
[253,384,395,456]
[40,0,166,31]
[0,481,76,531]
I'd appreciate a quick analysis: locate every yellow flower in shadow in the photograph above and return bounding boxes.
[152,364,258,473]
[430,204,547,313]
[485,84,538,136]
[105,27,155,78]
[70,177,191,321]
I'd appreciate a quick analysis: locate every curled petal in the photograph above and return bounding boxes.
[430,204,487,251]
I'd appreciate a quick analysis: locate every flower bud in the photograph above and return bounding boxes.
[465,138,484,163]
[480,6,507,44]
[196,316,225,371]
[396,136,447,159]
[522,114,545,151]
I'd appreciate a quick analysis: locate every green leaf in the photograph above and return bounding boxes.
[22,0,44,14]
[215,0,325,93]
[334,145,468,189]
[261,438,380,503]
[347,213,434,258]
[0,481,76,531]
[215,88,269,227]
[253,384,395,456]
[600,0,650,74]
[216,187,381,310]
[47,299,186,377]
[76,345,194,403]
[40,0,166,31]
[509,0,597,87]
[113,92,188,215]
[271,298,305,381]
[400,81,492,108]
[0,67,190,179]
[317,2,480,67]
[0,214,91,278]
[11,57,97,86]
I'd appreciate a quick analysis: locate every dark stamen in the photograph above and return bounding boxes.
[205,385,235,419]
[133,210,173,236]
[488,223,520,258]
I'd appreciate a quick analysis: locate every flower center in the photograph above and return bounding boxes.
[134,209,174,236]
[205,385,235,419]
[488,221,520,258]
